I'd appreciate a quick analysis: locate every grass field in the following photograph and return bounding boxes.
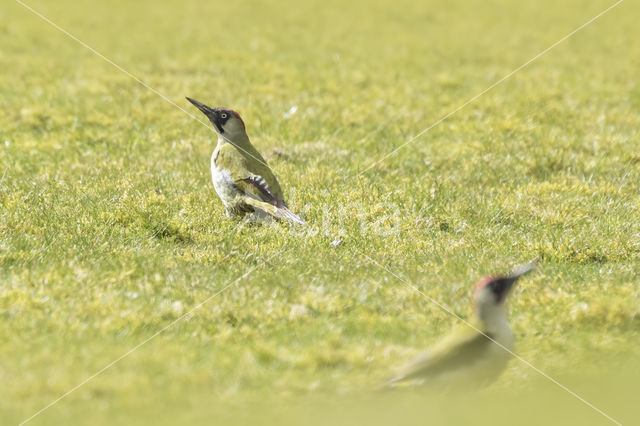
[1,0,639,424]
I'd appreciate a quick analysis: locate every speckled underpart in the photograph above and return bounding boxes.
[210,147,250,217]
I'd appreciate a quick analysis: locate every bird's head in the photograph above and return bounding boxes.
[473,263,536,321]
[186,97,247,141]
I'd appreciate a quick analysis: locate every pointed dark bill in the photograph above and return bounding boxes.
[186,97,215,116]
[510,262,537,279]
[503,262,537,291]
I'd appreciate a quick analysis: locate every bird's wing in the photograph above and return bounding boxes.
[236,175,280,205]
[216,143,302,224]
[386,328,494,385]
[246,162,285,202]
[237,142,286,201]
[217,142,286,202]
[231,176,303,224]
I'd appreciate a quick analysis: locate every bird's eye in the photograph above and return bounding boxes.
[221,113,228,119]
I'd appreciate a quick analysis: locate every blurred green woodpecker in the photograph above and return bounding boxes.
[384,262,536,388]
[186,97,304,224]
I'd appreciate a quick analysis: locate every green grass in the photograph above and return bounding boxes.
[1,0,639,424]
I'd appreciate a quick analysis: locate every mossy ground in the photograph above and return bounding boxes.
[1,0,639,424]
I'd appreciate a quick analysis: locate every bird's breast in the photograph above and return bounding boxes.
[211,151,237,203]
[488,324,515,356]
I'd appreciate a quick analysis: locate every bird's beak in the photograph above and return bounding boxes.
[186,97,215,117]
[504,261,537,290]
[186,97,224,133]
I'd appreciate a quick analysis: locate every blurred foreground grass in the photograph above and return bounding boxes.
[1,0,639,424]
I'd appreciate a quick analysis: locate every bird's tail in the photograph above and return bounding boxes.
[374,374,414,393]
[243,197,305,225]
[381,374,403,389]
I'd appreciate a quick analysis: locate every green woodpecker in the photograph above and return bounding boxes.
[186,97,304,224]
[384,262,536,388]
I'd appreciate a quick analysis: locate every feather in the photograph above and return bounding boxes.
[242,197,305,225]
[384,329,494,387]
[242,175,276,203]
